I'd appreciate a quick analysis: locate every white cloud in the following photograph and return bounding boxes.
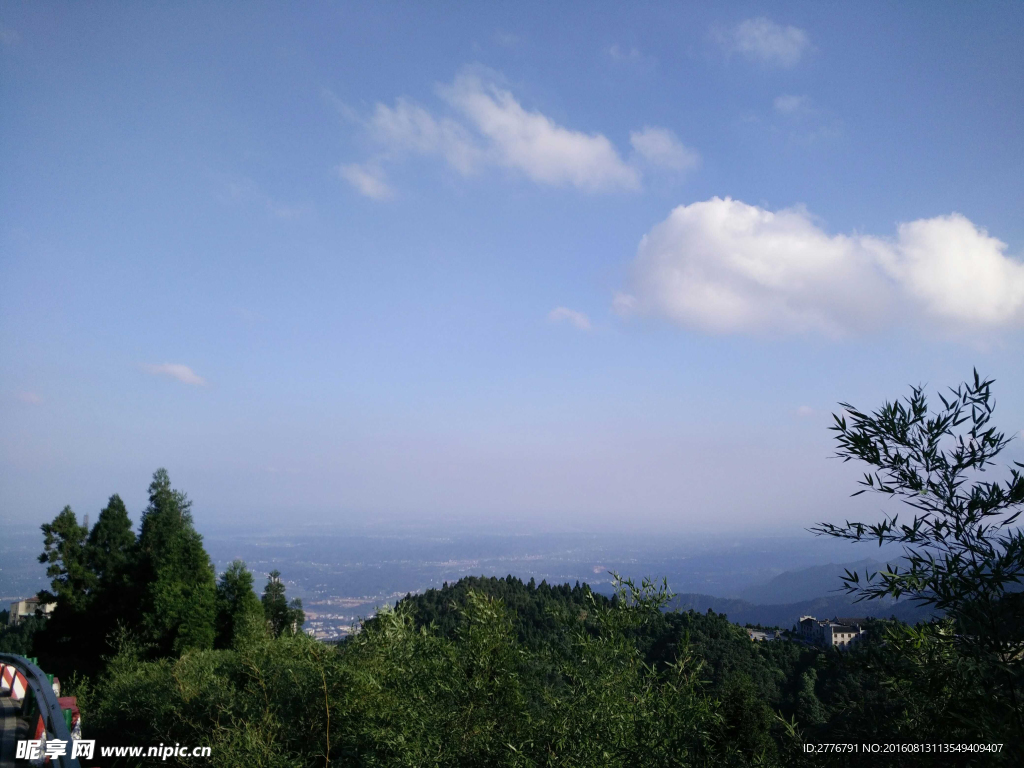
[548,306,592,330]
[142,363,207,386]
[630,127,700,173]
[367,98,482,175]
[338,163,394,200]
[796,405,815,417]
[718,18,810,68]
[441,73,641,192]
[617,197,1024,337]
[344,71,650,196]
[15,391,43,405]
[773,94,812,115]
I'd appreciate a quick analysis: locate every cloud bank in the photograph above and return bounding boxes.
[341,71,697,197]
[142,363,207,386]
[616,197,1024,337]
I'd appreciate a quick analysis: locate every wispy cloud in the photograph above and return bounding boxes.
[439,73,641,192]
[15,391,43,405]
[339,69,695,197]
[773,94,813,116]
[367,97,481,174]
[548,307,592,330]
[630,127,700,173]
[617,197,1024,338]
[338,163,394,200]
[715,18,810,68]
[605,44,655,69]
[141,363,207,386]
[219,176,309,219]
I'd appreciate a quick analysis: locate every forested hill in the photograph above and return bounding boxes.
[383,573,947,763]
[385,575,607,645]
[390,573,936,639]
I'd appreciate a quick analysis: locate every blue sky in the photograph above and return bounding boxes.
[2,2,1023,533]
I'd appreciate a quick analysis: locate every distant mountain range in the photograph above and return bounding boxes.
[665,557,937,628]
[738,558,889,604]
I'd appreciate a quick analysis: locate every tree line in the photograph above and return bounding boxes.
[24,468,304,678]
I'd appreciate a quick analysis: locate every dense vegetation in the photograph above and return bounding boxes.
[1,373,1020,766]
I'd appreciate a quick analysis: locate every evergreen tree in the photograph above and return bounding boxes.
[38,505,94,611]
[86,494,137,591]
[81,495,141,665]
[215,559,263,648]
[137,469,217,654]
[261,570,304,637]
[34,506,95,676]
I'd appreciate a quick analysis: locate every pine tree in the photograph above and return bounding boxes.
[215,560,263,648]
[262,570,304,637]
[82,495,141,662]
[35,506,95,675]
[87,494,136,590]
[137,469,217,654]
[38,505,94,611]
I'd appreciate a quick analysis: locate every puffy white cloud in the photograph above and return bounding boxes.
[617,197,1024,337]
[630,127,700,172]
[548,306,592,330]
[884,215,1024,326]
[441,74,641,192]
[338,163,394,200]
[142,363,207,386]
[718,18,810,68]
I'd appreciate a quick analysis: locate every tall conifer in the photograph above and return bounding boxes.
[137,469,217,654]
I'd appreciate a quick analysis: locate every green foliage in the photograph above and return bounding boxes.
[86,576,727,768]
[812,371,1024,761]
[32,469,224,675]
[35,505,96,675]
[0,612,47,655]
[87,494,137,588]
[38,505,94,611]
[215,559,263,649]
[261,569,305,638]
[138,469,218,654]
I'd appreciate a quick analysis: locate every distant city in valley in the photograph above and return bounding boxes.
[2,522,923,640]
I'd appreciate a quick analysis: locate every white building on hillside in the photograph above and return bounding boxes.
[8,596,55,626]
[797,615,867,649]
